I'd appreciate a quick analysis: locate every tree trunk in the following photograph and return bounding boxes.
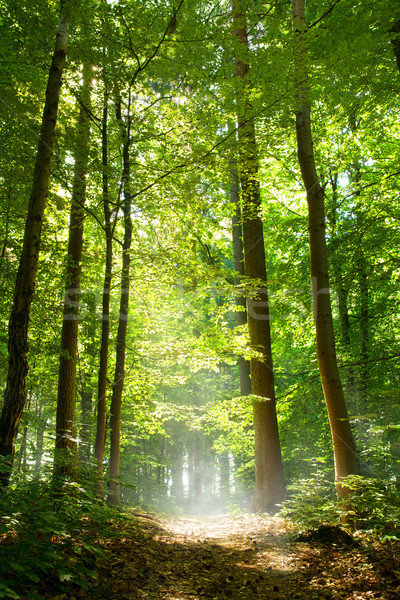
[358,249,369,405]
[390,19,400,74]
[170,442,184,505]
[108,95,133,506]
[0,4,69,484]
[230,151,252,397]
[54,63,91,481]
[327,174,356,406]
[94,91,113,497]
[0,188,11,263]
[193,431,203,506]
[232,0,286,513]
[293,0,358,497]
[79,389,92,462]
[15,425,28,475]
[219,453,230,503]
[34,411,45,479]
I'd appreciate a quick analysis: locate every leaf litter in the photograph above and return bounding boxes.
[8,512,400,599]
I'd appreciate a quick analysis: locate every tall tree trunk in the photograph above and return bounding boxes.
[0,188,11,262]
[192,431,203,507]
[157,436,166,487]
[327,174,356,406]
[170,441,184,505]
[293,0,358,497]
[232,0,286,513]
[219,453,230,503]
[358,249,369,404]
[54,63,91,481]
[15,425,28,475]
[356,245,370,474]
[94,91,114,496]
[79,389,92,462]
[15,390,32,476]
[230,151,252,397]
[108,94,133,506]
[0,3,69,484]
[34,409,45,479]
[390,19,400,74]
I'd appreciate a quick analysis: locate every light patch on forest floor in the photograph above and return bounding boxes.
[155,513,292,544]
[41,512,400,600]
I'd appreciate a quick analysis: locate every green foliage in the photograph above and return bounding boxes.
[340,475,400,539]
[280,472,400,541]
[0,481,115,599]
[280,471,339,531]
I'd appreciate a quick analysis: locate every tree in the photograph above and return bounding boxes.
[94,82,116,496]
[54,62,92,481]
[229,145,251,397]
[292,0,358,498]
[0,1,69,483]
[391,18,400,74]
[232,0,286,513]
[107,93,133,506]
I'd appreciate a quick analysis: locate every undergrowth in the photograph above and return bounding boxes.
[0,479,122,599]
[2,472,400,598]
[280,472,400,541]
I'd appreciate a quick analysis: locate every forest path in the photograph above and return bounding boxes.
[96,513,397,600]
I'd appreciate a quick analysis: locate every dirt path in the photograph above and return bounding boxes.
[95,514,400,600]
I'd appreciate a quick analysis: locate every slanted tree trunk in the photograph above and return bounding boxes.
[230,151,252,397]
[293,0,357,497]
[232,0,286,513]
[54,63,91,482]
[108,94,133,506]
[94,90,114,497]
[0,3,69,484]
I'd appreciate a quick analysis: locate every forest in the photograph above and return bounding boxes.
[0,0,400,598]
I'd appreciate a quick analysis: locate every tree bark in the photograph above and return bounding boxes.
[15,425,28,475]
[293,0,358,497]
[0,188,11,262]
[390,19,400,74]
[94,91,113,497]
[219,453,230,502]
[327,174,356,406]
[108,95,133,506]
[232,0,285,513]
[54,63,91,481]
[358,248,369,404]
[170,430,184,505]
[0,4,69,484]
[191,431,203,509]
[34,409,45,479]
[79,389,92,462]
[230,151,252,397]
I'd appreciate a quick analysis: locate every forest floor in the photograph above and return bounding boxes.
[48,512,400,600]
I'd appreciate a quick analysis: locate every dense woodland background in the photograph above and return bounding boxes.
[0,0,400,525]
